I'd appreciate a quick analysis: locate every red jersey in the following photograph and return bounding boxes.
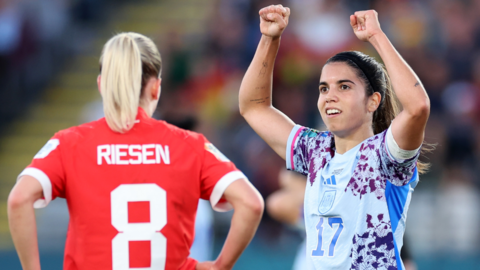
[19,108,245,270]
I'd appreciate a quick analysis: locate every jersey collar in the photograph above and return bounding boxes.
[136,107,150,122]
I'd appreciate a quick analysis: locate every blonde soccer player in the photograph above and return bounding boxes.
[8,32,263,270]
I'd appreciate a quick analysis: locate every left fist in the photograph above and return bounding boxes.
[350,10,383,42]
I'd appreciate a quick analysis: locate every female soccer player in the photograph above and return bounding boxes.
[8,32,264,270]
[239,5,430,270]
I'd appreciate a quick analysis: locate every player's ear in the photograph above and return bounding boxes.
[368,92,381,112]
[150,78,161,101]
[97,75,101,94]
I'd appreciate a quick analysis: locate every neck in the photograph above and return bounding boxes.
[139,101,156,118]
[333,123,374,154]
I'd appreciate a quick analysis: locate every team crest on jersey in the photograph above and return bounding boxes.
[34,139,60,159]
[205,143,230,162]
[318,190,336,214]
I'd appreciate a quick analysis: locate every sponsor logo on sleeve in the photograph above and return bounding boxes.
[205,143,230,162]
[34,139,60,159]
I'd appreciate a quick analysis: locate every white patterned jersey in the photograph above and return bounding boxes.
[286,125,419,270]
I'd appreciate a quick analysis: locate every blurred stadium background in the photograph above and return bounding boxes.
[1,0,480,269]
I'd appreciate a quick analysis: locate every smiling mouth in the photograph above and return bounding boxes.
[326,109,342,116]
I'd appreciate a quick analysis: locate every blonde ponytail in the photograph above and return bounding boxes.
[100,33,142,133]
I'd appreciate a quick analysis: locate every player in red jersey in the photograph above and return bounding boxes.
[7,32,264,270]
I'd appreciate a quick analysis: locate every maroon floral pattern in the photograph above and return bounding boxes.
[345,134,387,201]
[345,132,419,200]
[290,126,420,270]
[351,214,397,270]
[292,129,334,186]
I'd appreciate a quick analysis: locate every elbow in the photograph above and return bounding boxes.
[7,183,39,211]
[409,96,430,119]
[242,193,264,218]
[265,195,280,219]
[7,189,29,211]
[417,98,430,118]
[239,103,256,118]
[227,179,264,217]
[238,94,249,117]
[266,194,293,224]
[248,195,265,217]
[239,104,247,117]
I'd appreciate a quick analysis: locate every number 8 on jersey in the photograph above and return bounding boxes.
[111,184,167,270]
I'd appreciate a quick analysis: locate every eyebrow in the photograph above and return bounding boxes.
[319,79,356,86]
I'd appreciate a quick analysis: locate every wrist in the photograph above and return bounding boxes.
[261,34,281,43]
[213,257,233,270]
[260,35,281,52]
[368,31,387,48]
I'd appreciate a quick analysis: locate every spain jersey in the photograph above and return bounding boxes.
[286,125,419,270]
[18,107,247,270]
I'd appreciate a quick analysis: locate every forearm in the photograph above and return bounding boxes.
[369,33,430,115]
[8,202,41,270]
[239,35,281,115]
[215,205,262,269]
[238,35,294,158]
[266,190,301,225]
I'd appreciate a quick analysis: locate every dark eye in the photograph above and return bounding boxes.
[340,84,350,90]
[320,86,328,93]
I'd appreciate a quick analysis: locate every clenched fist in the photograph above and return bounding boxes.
[350,10,383,42]
[259,4,290,39]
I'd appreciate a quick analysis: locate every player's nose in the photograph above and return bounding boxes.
[325,90,339,103]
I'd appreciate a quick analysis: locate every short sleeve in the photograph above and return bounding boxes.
[380,127,420,186]
[199,137,247,212]
[286,125,323,175]
[18,133,66,208]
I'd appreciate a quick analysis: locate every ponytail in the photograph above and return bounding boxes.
[376,67,432,174]
[372,67,399,135]
[100,34,142,133]
[326,51,432,174]
[99,32,162,133]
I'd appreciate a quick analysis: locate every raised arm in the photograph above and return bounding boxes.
[239,5,294,159]
[350,10,430,150]
[8,176,43,270]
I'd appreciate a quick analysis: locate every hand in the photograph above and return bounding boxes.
[196,261,216,270]
[196,261,229,270]
[350,10,383,42]
[259,4,290,39]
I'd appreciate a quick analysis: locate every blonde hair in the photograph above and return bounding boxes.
[99,32,162,133]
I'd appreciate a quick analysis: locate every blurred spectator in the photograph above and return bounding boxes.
[0,0,109,130]
[0,1,22,57]
[288,0,353,56]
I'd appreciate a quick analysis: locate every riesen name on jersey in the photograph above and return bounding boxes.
[97,144,170,165]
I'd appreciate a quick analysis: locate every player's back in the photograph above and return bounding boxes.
[26,108,238,269]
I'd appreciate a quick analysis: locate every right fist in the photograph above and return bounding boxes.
[259,4,290,38]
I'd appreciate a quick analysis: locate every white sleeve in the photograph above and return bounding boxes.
[386,125,421,162]
[17,168,52,209]
[286,125,303,171]
[209,171,247,212]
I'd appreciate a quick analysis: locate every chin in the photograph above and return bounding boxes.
[326,124,350,138]
[326,124,340,134]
